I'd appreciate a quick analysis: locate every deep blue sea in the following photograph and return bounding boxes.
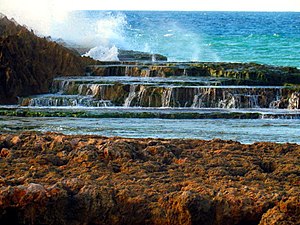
[52,11,300,67]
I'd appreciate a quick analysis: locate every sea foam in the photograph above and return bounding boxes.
[50,11,127,61]
[84,45,119,61]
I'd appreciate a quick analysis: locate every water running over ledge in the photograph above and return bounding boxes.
[19,76,300,109]
[4,62,300,143]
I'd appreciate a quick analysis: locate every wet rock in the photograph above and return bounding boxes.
[60,44,168,62]
[88,62,300,86]
[118,49,167,61]
[45,76,300,109]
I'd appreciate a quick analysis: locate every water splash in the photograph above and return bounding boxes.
[58,11,128,61]
[84,45,119,61]
[122,12,221,62]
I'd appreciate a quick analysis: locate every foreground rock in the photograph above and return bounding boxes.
[0,133,299,225]
[0,15,95,104]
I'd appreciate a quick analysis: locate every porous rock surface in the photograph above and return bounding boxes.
[0,132,299,225]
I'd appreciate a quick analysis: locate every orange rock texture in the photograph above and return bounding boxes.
[0,132,299,225]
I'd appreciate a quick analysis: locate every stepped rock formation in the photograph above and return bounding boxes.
[0,132,299,225]
[0,15,96,104]
[88,62,300,86]
[45,80,299,109]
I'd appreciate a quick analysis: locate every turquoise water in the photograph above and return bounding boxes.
[1,116,300,144]
[54,11,300,67]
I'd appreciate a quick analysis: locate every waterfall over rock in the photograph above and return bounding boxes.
[18,62,300,111]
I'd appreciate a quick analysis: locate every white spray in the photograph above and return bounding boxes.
[0,1,127,61]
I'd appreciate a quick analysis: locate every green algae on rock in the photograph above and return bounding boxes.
[88,62,300,86]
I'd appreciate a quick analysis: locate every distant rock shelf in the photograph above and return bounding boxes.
[118,49,167,61]
[59,41,168,62]
[87,61,300,86]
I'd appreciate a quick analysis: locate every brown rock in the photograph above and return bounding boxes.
[0,132,299,224]
[259,196,300,225]
[0,148,10,157]
[0,15,96,104]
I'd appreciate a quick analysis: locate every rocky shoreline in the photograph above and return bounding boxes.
[1,14,300,105]
[0,132,299,225]
[1,13,299,225]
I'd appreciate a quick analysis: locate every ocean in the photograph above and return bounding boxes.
[52,11,300,67]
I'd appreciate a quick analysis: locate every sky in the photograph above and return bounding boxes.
[1,0,300,12]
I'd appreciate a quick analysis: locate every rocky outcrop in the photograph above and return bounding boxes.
[24,79,296,109]
[118,50,167,61]
[259,196,300,225]
[60,44,167,62]
[0,15,96,104]
[88,62,300,86]
[0,133,299,224]
[1,14,299,105]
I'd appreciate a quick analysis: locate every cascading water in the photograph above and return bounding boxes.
[17,62,300,110]
[191,87,212,108]
[8,62,300,144]
[288,93,300,109]
[162,88,173,107]
[124,85,137,107]
[19,80,299,109]
[22,95,113,107]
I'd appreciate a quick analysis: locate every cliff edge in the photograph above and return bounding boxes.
[0,15,95,104]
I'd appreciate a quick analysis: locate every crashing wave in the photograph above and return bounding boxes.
[84,45,119,61]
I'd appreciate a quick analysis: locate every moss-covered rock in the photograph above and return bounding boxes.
[118,49,167,61]
[88,62,300,86]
